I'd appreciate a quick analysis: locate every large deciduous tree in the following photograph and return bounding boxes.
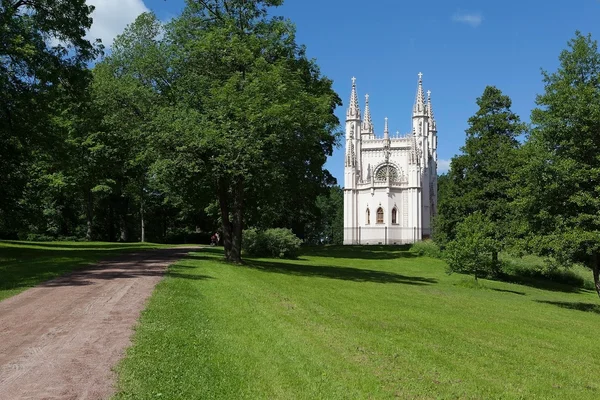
[156,0,340,262]
[436,86,525,272]
[0,0,98,235]
[518,32,600,297]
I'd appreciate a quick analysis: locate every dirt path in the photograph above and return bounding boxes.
[0,247,196,400]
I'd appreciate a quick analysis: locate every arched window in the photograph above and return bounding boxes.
[376,207,384,224]
[392,207,397,224]
[375,164,399,181]
[366,208,370,225]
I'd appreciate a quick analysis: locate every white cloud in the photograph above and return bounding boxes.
[451,11,483,28]
[87,0,149,47]
[437,159,451,174]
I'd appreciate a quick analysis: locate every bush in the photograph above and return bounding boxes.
[242,228,302,259]
[444,212,501,280]
[410,240,442,258]
[25,233,56,242]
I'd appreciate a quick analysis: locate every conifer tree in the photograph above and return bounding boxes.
[436,86,525,273]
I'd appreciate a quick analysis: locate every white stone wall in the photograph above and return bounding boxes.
[343,75,437,245]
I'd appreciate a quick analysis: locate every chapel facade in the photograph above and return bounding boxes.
[343,73,438,245]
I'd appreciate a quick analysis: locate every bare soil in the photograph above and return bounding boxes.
[0,247,195,400]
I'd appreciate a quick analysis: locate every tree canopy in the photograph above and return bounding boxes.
[517,32,600,296]
[436,85,525,272]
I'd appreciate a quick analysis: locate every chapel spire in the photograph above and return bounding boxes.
[346,77,361,120]
[384,117,389,140]
[362,94,373,133]
[427,90,437,132]
[413,72,426,116]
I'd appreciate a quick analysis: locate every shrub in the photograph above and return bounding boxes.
[410,240,442,258]
[25,233,56,242]
[444,212,501,280]
[242,228,302,259]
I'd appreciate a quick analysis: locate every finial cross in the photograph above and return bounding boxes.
[365,94,369,101]
[418,72,423,81]
[351,76,356,85]
[427,90,431,97]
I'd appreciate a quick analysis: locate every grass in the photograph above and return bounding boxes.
[114,245,600,399]
[0,240,169,301]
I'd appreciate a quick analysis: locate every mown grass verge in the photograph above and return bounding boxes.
[114,245,600,399]
[0,240,168,301]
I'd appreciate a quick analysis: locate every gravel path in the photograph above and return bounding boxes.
[0,247,195,400]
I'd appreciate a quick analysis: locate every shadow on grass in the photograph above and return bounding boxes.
[0,240,166,250]
[0,246,195,295]
[168,272,214,281]
[244,259,436,285]
[536,300,600,314]
[494,273,586,294]
[491,288,526,296]
[301,245,415,260]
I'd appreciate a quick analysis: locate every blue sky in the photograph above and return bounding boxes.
[94,0,600,183]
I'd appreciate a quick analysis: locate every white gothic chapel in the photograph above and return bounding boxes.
[343,73,438,245]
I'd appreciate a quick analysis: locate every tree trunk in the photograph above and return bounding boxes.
[85,189,93,241]
[140,199,145,243]
[229,177,244,263]
[217,177,243,263]
[218,178,233,261]
[491,250,500,276]
[119,197,129,242]
[108,203,115,242]
[593,253,600,299]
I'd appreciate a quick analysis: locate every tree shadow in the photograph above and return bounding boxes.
[536,300,600,314]
[493,273,585,294]
[301,245,416,260]
[185,253,223,262]
[1,247,196,292]
[491,288,526,296]
[0,240,168,250]
[244,259,436,285]
[167,272,214,281]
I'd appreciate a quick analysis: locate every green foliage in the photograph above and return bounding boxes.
[517,31,600,296]
[242,228,302,259]
[410,239,442,258]
[445,212,502,279]
[0,0,99,236]
[0,3,339,249]
[150,2,340,262]
[501,254,593,290]
[304,185,343,245]
[435,86,525,251]
[115,246,600,399]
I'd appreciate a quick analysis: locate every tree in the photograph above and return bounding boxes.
[0,0,98,236]
[518,32,600,297]
[436,86,525,272]
[90,13,166,242]
[314,185,344,245]
[445,212,500,281]
[155,0,340,262]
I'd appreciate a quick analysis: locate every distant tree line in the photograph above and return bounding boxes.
[435,32,600,297]
[0,1,344,261]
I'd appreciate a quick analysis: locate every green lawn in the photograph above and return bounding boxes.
[0,240,167,301]
[114,246,600,399]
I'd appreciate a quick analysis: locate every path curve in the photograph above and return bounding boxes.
[0,247,195,400]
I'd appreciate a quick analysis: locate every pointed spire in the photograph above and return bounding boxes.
[384,117,389,139]
[413,72,426,116]
[346,76,361,120]
[427,90,437,132]
[362,94,373,132]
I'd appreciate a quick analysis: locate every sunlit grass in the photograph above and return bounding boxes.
[114,246,600,399]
